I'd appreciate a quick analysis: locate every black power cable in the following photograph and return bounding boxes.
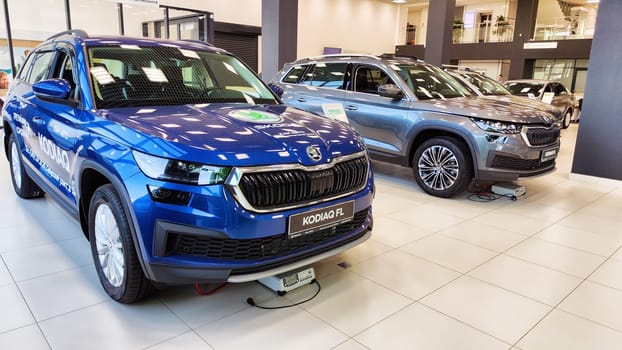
[246,280,322,310]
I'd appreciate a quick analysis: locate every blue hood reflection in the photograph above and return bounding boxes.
[94,104,365,166]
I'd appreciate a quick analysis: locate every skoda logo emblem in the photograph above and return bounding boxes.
[306,145,322,162]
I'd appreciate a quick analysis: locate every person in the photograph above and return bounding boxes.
[0,71,9,89]
[497,74,504,83]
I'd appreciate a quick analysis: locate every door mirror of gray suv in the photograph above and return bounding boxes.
[378,84,403,100]
[268,83,284,97]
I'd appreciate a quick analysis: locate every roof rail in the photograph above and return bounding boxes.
[304,53,381,61]
[378,53,418,60]
[46,29,89,41]
[182,39,214,47]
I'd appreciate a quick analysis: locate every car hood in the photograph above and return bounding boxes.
[94,104,365,166]
[415,96,557,124]
[483,95,562,118]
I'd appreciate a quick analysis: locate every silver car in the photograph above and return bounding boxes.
[446,69,564,127]
[271,55,561,198]
[504,79,577,129]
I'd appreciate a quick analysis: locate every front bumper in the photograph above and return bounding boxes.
[122,160,374,285]
[472,125,560,182]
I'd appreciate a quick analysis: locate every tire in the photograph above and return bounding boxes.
[8,133,45,199]
[88,184,154,303]
[562,109,572,129]
[412,137,473,198]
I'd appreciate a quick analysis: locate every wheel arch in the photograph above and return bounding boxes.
[406,126,477,175]
[77,160,155,280]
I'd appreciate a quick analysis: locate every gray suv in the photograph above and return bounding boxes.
[271,55,560,197]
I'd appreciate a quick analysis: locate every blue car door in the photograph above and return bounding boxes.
[341,64,408,156]
[20,48,84,206]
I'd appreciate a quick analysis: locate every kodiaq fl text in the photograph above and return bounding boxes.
[271,55,561,198]
[2,31,374,303]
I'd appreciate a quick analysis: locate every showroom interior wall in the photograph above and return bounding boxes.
[296,0,401,58]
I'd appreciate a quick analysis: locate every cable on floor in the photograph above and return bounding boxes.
[467,191,518,202]
[246,280,322,310]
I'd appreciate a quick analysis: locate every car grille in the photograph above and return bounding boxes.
[526,127,560,146]
[165,209,369,260]
[237,156,368,210]
[491,155,555,171]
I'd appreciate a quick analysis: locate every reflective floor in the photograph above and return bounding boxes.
[1,124,622,350]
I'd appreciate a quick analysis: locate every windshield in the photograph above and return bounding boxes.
[462,73,511,96]
[393,64,471,100]
[87,45,277,108]
[505,82,544,97]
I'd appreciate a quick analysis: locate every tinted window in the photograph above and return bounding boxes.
[394,64,470,100]
[353,65,395,95]
[52,51,78,99]
[16,54,35,81]
[505,82,544,97]
[87,46,277,108]
[301,63,347,89]
[26,51,56,85]
[282,65,308,83]
[461,72,510,96]
[553,83,568,95]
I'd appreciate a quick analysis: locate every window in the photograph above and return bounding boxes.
[393,64,470,100]
[25,51,56,85]
[353,65,394,95]
[87,45,277,108]
[302,63,347,89]
[52,51,79,100]
[553,83,568,96]
[282,65,308,83]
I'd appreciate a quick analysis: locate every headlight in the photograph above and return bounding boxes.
[471,118,522,134]
[132,151,230,185]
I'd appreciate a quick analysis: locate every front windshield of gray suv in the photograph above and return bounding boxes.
[88,46,277,108]
[392,64,471,100]
[460,72,511,96]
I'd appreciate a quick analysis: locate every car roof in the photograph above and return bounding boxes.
[44,30,226,54]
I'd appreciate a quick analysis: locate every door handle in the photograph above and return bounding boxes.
[345,105,358,111]
[32,116,45,124]
[297,97,307,103]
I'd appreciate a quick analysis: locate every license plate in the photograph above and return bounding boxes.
[288,201,355,238]
[541,148,558,162]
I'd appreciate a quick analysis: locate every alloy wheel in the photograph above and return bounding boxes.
[94,203,124,287]
[10,142,22,190]
[417,145,460,191]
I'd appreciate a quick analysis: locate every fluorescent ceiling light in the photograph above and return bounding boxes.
[587,0,599,3]
[393,0,406,3]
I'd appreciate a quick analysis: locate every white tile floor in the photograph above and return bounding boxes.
[1,124,622,349]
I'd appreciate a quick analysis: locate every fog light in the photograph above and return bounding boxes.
[148,185,191,205]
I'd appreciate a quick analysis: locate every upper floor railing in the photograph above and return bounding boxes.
[533,14,597,41]
[452,17,515,44]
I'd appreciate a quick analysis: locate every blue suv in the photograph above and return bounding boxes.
[3,31,373,303]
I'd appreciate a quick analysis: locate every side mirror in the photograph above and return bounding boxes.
[268,83,284,97]
[378,84,404,100]
[33,79,71,100]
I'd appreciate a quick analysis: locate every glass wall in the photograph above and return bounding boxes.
[533,0,598,41]
[533,58,589,94]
